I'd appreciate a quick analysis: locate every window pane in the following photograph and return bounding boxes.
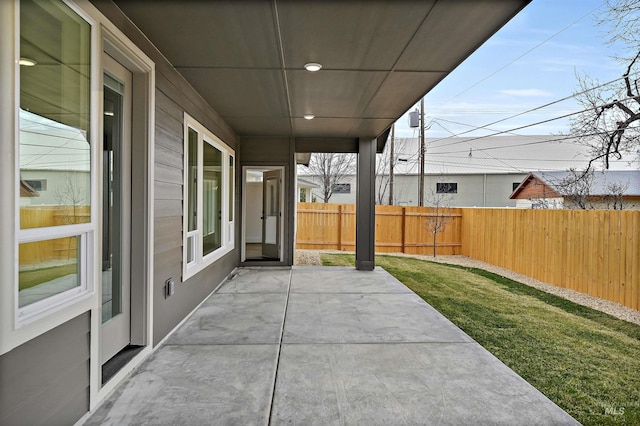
[19,236,81,308]
[228,155,234,219]
[203,142,222,256]
[436,183,457,194]
[187,128,198,232]
[19,0,91,229]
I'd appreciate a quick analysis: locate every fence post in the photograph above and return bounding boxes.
[401,207,406,253]
[337,204,342,251]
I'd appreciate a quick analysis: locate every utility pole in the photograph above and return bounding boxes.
[418,97,425,206]
[388,124,394,205]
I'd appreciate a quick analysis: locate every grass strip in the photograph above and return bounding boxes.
[321,253,640,426]
[19,263,77,291]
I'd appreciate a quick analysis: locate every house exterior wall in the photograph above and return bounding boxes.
[91,0,241,344]
[1,1,244,424]
[307,173,527,207]
[516,196,640,210]
[512,177,560,200]
[20,170,91,207]
[0,313,90,426]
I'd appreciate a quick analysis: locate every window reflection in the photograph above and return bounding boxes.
[19,236,81,308]
[19,0,91,230]
[203,143,222,256]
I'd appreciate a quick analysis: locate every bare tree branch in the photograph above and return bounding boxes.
[423,188,453,258]
[570,1,640,169]
[304,153,356,203]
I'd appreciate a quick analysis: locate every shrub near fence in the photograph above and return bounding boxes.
[295,203,639,311]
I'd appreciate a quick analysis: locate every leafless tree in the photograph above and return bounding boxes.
[53,172,87,261]
[554,169,596,210]
[375,149,400,205]
[53,172,86,224]
[305,153,356,203]
[423,188,453,258]
[602,180,630,209]
[570,0,640,170]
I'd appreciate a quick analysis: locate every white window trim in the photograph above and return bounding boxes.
[13,0,97,329]
[182,113,235,280]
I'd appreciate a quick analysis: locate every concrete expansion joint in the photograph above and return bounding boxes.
[266,268,293,426]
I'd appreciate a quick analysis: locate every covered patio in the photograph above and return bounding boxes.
[83,267,577,425]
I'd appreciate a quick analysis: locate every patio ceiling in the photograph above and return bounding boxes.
[114,0,530,148]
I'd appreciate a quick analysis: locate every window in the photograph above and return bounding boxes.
[23,179,47,192]
[183,114,235,278]
[332,183,351,194]
[436,183,457,194]
[513,182,521,191]
[17,0,93,322]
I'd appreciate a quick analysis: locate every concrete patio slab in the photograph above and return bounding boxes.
[166,293,287,345]
[83,266,578,425]
[271,342,578,425]
[218,267,291,293]
[291,266,412,294]
[84,344,278,426]
[283,292,472,344]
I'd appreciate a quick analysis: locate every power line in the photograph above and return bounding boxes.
[437,2,606,107]
[427,74,639,146]
[430,94,640,149]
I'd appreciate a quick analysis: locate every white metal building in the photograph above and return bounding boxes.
[300,135,639,207]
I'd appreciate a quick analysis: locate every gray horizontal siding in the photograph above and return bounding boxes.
[155,126,182,155]
[0,313,90,426]
[155,144,183,170]
[154,162,183,186]
[155,106,183,140]
[155,180,182,200]
[90,0,240,346]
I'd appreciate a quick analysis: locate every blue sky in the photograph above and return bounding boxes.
[394,0,626,139]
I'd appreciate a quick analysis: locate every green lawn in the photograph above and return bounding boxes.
[322,253,640,426]
[19,263,77,291]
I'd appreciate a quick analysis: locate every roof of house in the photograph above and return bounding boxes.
[297,178,319,189]
[19,180,39,198]
[384,135,639,175]
[511,170,640,198]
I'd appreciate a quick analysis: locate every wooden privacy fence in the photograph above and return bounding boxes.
[296,203,463,256]
[461,208,639,311]
[19,205,90,265]
[296,203,639,311]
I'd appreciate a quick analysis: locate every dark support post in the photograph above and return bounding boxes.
[356,137,376,271]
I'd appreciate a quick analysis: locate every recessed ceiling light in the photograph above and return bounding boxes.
[304,62,322,72]
[304,114,315,120]
[19,57,37,67]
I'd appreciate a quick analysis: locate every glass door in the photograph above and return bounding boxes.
[261,169,281,259]
[101,53,132,365]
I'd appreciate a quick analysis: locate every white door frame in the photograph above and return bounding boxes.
[100,52,132,364]
[241,166,284,262]
[88,16,155,409]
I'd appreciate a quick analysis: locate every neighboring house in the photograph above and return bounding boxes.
[297,178,319,202]
[0,1,530,424]
[301,135,638,207]
[511,170,640,209]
